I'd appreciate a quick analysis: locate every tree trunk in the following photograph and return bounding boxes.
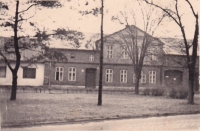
[97,0,104,106]
[10,71,18,100]
[135,77,140,94]
[134,67,142,94]
[10,1,20,101]
[188,66,195,104]
[187,15,198,104]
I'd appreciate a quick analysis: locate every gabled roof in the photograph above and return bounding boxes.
[49,47,99,52]
[95,25,165,46]
[160,38,199,56]
[0,36,44,61]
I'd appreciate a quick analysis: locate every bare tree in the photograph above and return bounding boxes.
[111,0,166,94]
[143,0,198,104]
[0,1,84,100]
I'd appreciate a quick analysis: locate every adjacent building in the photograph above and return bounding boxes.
[0,37,45,86]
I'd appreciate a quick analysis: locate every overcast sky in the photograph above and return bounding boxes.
[1,0,199,41]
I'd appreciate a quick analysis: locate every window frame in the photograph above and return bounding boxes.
[105,69,113,83]
[121,46,129,59]
[68,67,76,81]
[107,45,113,58]
[133,74,136,83]
[141,71,146,83]
[133,71,146,83]
[70,53,75,59]
[55,67,64,81]
[0,66,6,78]
[23,67,36,79]
[149,48,157,61]
[89,55,94,62]
[149,71,156,84]
[120,69,127,83]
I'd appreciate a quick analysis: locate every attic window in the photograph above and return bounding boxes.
[70,54,75,59]
[89,55,94,61]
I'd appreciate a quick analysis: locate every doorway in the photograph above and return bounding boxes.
[85,68,96,88]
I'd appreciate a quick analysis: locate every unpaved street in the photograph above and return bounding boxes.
[2,114,200,131]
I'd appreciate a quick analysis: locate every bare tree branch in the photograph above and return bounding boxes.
[185,0,198,17]
[143,0,180,25]
[174,0,190,62]
[18,11,36,22]
[19,4,38,14]
[0,51,14,72]
[144,0,191,63]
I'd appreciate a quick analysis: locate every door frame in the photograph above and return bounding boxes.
[85,68,96,88]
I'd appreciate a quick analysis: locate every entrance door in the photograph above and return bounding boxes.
[164,70,183,87]
[85,68,96,88]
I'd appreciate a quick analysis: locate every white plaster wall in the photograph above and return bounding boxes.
[0,63,44,86]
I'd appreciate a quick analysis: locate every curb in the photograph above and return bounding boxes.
[2,112,200,128]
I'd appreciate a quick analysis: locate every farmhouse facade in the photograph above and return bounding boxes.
[43,26,198,89]
[0,26,199,90]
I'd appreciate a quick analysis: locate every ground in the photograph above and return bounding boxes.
[0,89,200,127]
[2,114,200,131]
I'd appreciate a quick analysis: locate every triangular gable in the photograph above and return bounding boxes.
[96,25,164,47]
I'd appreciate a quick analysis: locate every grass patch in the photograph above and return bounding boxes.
[1,91,200,127]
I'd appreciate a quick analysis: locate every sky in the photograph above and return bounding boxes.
[1,0,200,48]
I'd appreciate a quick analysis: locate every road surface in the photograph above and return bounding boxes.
[2,114,200,131]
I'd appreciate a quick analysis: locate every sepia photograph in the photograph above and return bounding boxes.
[0,0,199,130]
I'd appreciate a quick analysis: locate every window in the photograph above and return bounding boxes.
[68,67,76,81]
[23,67,36,79]
[133,71,146,83]
[55,67,63,81]
[149,48,157,61]
[149,71,156,83]
[89,55,94,61]
[121,46,129,59]
[70,53,75,59]
[143,56,149,64]
[107,45,113,58]
[120,70,127,83]
[5,39,13,49]
[141,71,146,83]
[138,47,141,59]
[9,53,16,60]
[106,69,113,82]
[0,66,6,78]
[133,74,136,83]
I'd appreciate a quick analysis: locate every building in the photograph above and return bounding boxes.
[0,37,45,86]
[0,25,199,90]
[161,38,199,90]
[44,49,100,88]
[44,25,198,90]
